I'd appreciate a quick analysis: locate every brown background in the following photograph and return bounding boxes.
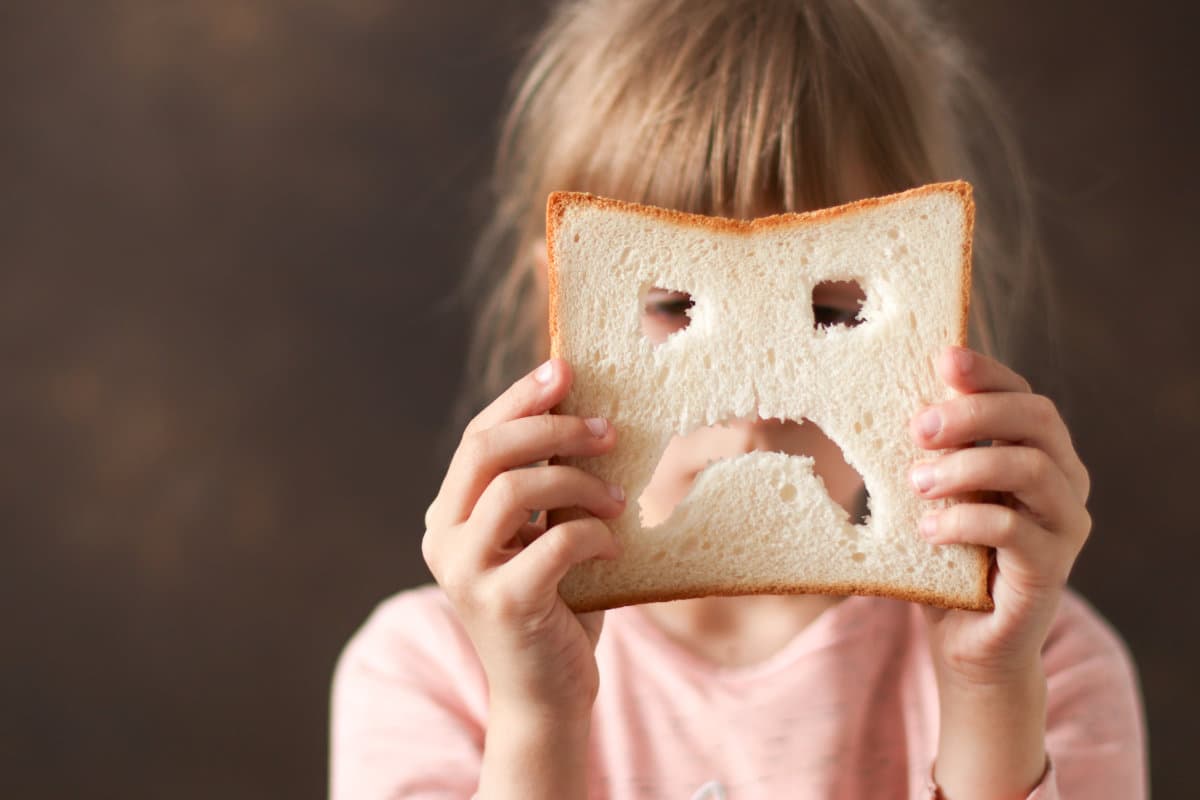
[2,1,1195,797]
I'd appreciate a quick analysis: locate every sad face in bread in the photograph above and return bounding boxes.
[638,282,871,530]
[547,185,986,610]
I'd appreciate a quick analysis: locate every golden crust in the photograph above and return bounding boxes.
[547,180,973,237]
[545,182,990,613]
[568,572,994,615]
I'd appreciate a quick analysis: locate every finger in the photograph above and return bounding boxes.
[936,345,1033,395]
[910,445,1088,539]
[500,516,622,604]
[438,413,617,526]
[467,465,625,567]
[425,498,550,582]
[919,502,1071,591]
[468,357,573,435]
[910,391,1090,505]
[449,517,548,580]
[425,358,573,530]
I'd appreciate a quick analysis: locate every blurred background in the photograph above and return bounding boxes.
[2,1,1195,797]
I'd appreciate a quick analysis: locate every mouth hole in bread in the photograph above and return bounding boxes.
[641,285,694,345]
[636,415,870,530]
[812,279,867,329]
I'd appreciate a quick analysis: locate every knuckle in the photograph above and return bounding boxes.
[491,469,524,509]
[1078,465,1093,504]
[965,393,986,423]
[536,412,564,440]
[462,410,487,438]
[420,529,437,569]
[938,452,969,490]
[1020,447,1051,485]
[448,564,489,611]
[958,394,986,433]
[1078,505,1093,544]
[542,524,579,564]
[460,428,493,472]
[994,505,1022,543]
[1032,394,1058,426]
[941,503,970,539]
[436,557,472,604]
[479,577,525,619]
[938,503,961,536]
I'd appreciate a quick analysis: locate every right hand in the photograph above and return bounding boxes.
[421,357,625,722]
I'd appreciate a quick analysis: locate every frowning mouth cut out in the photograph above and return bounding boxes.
[637,414,870,531]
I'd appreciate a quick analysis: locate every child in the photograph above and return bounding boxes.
[331,1,1147,797]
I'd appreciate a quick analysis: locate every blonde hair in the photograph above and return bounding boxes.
[451,0,1047,430]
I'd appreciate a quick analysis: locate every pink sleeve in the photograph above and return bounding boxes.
[1036,591,1148,798]
[329,587,488,799]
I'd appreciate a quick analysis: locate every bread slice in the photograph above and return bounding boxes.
[546,181,992,613]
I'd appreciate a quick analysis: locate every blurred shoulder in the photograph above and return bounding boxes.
[1044,586,1138,677]
[361,582,462,638]
[336,582,481,684]
[330,585,489,796]
[1039,589,1148,796]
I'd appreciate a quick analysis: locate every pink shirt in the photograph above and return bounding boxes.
[330,584,1147,799]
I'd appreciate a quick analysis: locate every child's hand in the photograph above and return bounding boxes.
[908,345,1092,685]
[421,357,625,722]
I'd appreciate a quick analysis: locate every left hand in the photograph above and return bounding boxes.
[909,345,1092,685]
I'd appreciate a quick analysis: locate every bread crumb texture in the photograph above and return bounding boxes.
[546,182,991,612]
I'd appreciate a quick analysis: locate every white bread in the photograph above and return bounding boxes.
[546,181,992,613]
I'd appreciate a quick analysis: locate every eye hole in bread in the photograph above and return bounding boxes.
[641,286,694,345]
[812,279,866,329]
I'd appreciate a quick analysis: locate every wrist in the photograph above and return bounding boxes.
[489,697,593,741]
[931,641,1045,693]
[934,667,1047,800]
[489,690,596,732]
[479,702,593,800]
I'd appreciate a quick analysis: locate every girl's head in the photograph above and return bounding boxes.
[456,0,1042,432]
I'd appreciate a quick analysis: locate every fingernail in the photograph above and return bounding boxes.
[954,347,973,375]
[919,513,939,539]
[608,483,625,502]
[911,464,936,493]
[534,359,554,384]
[585,417,608,437]
[917,409,941,438]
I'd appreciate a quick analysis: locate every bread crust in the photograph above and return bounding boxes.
[546,181,991,612]
[568,578,990,615]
